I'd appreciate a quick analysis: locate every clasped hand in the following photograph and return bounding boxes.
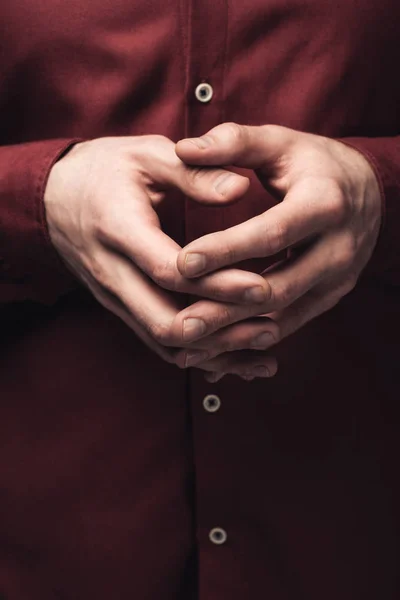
[45,125,382,382]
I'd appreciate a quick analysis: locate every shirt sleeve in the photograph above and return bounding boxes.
[0,139,81,305]
[339,135,400,286]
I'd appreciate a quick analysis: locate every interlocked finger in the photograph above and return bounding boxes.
[171,229,357,344]
[198,349,278,380]
[177,179,340,278]
[271,274,357,342]
[103,198,269,305]
[173,317,278,368]
[80,262,176,364]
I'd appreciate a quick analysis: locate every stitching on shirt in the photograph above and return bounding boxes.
[35,141,81,279]
[178,0,191,138]
[220,0,230,126]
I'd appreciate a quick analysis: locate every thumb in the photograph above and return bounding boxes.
[172,162,250,207]
[176,122,296,171]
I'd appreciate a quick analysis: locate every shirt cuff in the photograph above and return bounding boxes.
[0,139,82,304]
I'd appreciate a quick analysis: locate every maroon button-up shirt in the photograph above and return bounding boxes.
[0,1,399,598]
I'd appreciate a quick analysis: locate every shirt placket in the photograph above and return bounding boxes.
[183,0,229,242]
[183,1,235,597]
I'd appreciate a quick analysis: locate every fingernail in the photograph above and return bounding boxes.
[244,286,267,303]
[184,350,209,368]
[184,253,206,276]
[252,365,270,378]
[214,173,237,195]
[183,318,206,342]
[250,332,274,349]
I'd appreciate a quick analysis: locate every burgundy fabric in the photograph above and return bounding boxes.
[0,140,79,304]
[0,0,399,598]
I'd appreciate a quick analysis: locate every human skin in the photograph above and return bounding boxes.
[174,123,382,381]
[44,135,279,380]
[45,125,381,382]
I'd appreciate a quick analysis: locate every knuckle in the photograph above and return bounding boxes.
[134,135,173,164]
[262,280,274,306]
[92,203,127,245]
[186,166,209,188]
[264,219,287,255]
[148,321,173,346]
[195,233,236,267]
[150,134,170,144]
[220,241,237,266]
[89,257,114,293]
[142,134,171,149]
[151,260,178,290]
[341,273,358,296]
[220,305,234,325]
[326,183,347,222]
[92,209,113,241]
[218,122,243,145]
[334,235,357,271]
[271,281,293,310]
[210,305,233,331]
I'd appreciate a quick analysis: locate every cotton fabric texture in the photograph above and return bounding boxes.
[0,0,399,598]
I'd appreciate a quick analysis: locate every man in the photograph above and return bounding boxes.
[0,0,399,598]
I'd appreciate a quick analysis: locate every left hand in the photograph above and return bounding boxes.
[172,123,382,377]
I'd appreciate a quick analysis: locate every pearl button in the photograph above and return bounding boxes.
[195,82,213,103]
[209,527,228,545]
[203,394,221,413]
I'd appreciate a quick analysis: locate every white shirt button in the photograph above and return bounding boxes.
[203,394,221,413]
[195,82,213,103]
[209,527,228,545]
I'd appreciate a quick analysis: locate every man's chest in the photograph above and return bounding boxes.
[0,0,398,143]
[1,0,398,63]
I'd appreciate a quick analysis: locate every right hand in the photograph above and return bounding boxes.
[44,135,277,376]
